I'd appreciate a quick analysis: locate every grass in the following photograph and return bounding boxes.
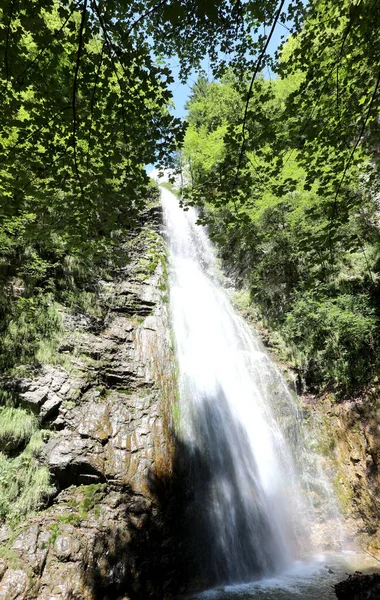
[0,430,54,523]
[0,294,62,371]
[63,289,105,319]
[0,407,39,450]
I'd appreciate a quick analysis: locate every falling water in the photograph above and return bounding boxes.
[159,186,380,597]
[161,187,315,585]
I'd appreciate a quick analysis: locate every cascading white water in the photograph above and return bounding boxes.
[161,187,316,586]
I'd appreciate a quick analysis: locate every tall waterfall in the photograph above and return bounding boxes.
[161,187,312,586]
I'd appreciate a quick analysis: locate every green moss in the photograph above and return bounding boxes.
[59,483,106,527]
[58,513,81,527]
[115,387,133,395]
[333,473,353,511]
[0,545,21,568]
[48,522,60,546]
[172,402,181,431]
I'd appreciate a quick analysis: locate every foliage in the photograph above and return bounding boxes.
[0,406,52,523]
[282,293,376,389]
[0,0,378,399]
[181,30,380,394]
[0,407,39,450]
[0,430,53,523]
[0,293,62,370]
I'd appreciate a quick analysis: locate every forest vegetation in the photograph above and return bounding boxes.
[0,0,379,523]
[181,0,380,394]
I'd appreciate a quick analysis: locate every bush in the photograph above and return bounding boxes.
[0,431,54,523]
[0,407,39,451]
[282,293,377,391]
[0,294,62,370]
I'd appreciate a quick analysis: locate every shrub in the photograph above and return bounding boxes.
[0,431,53,523]
[0,407,39,451]
[282,292,377,391]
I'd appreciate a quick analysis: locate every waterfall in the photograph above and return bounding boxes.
[161,187,313,586]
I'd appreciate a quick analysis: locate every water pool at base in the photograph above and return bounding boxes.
[187,553,380,599]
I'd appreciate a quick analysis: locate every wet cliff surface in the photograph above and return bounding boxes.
[230,292,380,559]
[0,206,180,600]
[308,391,380,556]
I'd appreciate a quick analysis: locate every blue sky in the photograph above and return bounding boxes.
[167,4,291,119]
[147,3,291,173]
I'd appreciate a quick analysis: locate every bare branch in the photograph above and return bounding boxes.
[328,71,380,257]
[4,0,17,82]
[234,0,286,190]
[72,0,88,197]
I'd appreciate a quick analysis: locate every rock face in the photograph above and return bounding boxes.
[308,392,380,555]
[0,206,180,599]
[335,572,380,600]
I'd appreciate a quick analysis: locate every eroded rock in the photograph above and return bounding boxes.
[0,209,179,599]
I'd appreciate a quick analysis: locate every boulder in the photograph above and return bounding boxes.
[335,572,380,600]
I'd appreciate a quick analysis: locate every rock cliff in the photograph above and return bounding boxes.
[308,391,380,556]
[0,205,179,599]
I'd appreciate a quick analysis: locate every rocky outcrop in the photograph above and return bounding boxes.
[312,392,380,556]
[0,206,179,599]
[335,572,380,599]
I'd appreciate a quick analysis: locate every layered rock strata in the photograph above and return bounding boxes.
[0,206,179,599]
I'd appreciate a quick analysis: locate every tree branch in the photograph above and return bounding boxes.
[4,0,17,82]
[0,105,72,165]
[72,0,88,197]
[328,70,380,257]
[122,0,169,40]
[13,1,81,86]
[91,1,129,144]
[86,41,105,170]
[234,0,286,190]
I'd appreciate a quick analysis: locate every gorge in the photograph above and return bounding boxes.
[0,1,379,598]
[0,185,378,599]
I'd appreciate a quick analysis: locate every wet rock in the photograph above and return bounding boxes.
[335,572,380,599]
[0,209,179,599]
[41,435,106,488]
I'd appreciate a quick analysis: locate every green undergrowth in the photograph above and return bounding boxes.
[0,186,158,375]
[58,484,105,527]
[0,294,62,371]
[0,424,53,524]
[0,407,39,450]
[0,186,162,528]
[182,70,380,398]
